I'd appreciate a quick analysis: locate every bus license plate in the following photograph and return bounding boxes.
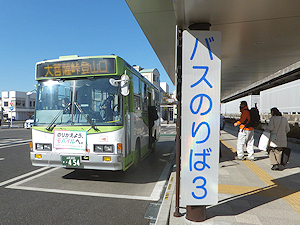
[62,156,81,167]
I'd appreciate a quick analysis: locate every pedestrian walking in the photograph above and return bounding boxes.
[234,101,255,160]
[220,114,225,131]
[264,107,290,171]
[219,114,226,158]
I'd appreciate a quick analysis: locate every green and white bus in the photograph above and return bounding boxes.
[30,55,161,171]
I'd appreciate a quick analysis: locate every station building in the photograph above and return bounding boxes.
[221,79,300,125]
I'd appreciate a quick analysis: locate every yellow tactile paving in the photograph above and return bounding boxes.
[218,184,233,194]
[220,137,300,214]
[243,160,275,186]
[219,184,264,195]
[219,184,275,197]
[220,139,237,153]
[283,192,300,213]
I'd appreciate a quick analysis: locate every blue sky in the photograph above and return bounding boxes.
[0,0,175,96]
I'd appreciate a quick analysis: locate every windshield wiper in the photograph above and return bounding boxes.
[46,103,71,131]
[74,102,99,132]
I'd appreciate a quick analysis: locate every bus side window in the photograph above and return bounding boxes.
[133,75,141,111]
[141,82,148,112]
[134,94,141,111]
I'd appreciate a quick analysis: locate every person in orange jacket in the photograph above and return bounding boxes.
[234,101,255,160]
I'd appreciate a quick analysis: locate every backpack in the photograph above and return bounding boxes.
[246,107,260,128]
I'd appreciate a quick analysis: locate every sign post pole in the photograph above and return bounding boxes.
[181,30,221,222]
[9,102,13,128]
[174,28,182,217]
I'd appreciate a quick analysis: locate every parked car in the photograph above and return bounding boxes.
[24,115,34,129]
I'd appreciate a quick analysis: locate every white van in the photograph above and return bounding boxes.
[24,115,34,129]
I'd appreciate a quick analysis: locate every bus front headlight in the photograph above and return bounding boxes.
[94,145,114,153]
[36,143,52,151]
[103,145,113,152]
[94,145,103,152]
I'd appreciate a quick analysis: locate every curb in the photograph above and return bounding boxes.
[155,171,176,225]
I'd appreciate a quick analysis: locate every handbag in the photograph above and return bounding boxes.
[258,131,271,151]
[281,147,291,166]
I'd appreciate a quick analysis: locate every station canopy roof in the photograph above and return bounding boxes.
[126,0,300,102]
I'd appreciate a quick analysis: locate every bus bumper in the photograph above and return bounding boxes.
[30,152,123,171]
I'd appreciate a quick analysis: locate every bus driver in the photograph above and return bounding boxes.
[100,96,114,121]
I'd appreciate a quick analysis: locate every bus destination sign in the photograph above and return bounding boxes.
[36,58,116,78]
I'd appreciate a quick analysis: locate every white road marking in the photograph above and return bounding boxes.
[0,139,31,149]
[7,185,159,201]
[4,145,176,202]
[0,167,50,187]
[150,161,172,200]
[0,139,31,145]
[5,163,171,201]
[0,139,23,143]
[6,166,167,201]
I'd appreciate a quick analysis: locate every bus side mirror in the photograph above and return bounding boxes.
[109,78,119,87]
[121,74,129,96]
[109,74,130,96]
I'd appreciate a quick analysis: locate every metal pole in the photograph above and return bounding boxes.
[167,108,169,124]
[10,110,12,128]
[174,28,182,217]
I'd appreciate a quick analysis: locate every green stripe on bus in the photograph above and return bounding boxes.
[32,126,123,134]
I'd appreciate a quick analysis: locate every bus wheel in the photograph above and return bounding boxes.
[134,139,141,168]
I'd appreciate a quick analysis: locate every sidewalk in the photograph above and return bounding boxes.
[157,125,300,224]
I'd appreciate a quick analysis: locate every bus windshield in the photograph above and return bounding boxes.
[35,76,123,127]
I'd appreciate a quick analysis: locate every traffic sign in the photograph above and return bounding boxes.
[10,107,13,111]
[10,102,13,107]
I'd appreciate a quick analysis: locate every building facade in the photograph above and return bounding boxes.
[220,79,300,125]
[160,82,169,95]
[133,66,161,90]
[1,91,36,121]
[260,79,300,114]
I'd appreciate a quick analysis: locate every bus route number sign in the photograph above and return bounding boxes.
[61,156,81,167]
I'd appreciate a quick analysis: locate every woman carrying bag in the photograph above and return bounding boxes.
[263,107,290,171]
